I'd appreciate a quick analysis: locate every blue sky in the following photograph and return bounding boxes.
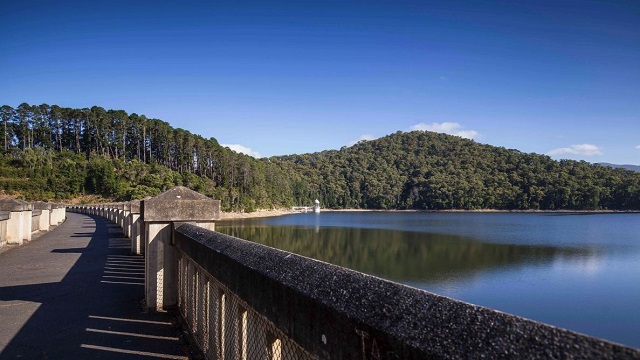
[1,0,639,164]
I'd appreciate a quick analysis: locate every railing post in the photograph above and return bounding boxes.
[49,204,57,226]
[123,202,131,238]
[116,203,125,229]
[32,201,52,233]
[0,212,9,248]
[110,203,116,223]
[141,186,220,311]
[31,208,42,233]
[130,200,143,255]
[50,203,64,226]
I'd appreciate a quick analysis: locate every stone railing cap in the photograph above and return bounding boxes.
[0,199,32,211]
[32,201,53,210]
[130,200,141,213]
[142,187,220,221]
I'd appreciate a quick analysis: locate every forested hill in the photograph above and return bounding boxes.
[1,103,639,211]
[273,131,640,210]
[599,163,640,173]
[0,103,302,210]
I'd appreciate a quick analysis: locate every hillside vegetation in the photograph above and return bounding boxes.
[0,103,301,210]
[1,103,639,210]
[276,131,640,210]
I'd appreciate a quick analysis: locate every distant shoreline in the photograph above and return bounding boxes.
[219,208,640,220]
[327,208,640,213]
[219,209,297,220]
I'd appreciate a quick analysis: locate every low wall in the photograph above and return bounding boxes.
[0,200,65,250]
[174,224,640,359]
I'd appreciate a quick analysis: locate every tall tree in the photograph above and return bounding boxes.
[0,105,15,150]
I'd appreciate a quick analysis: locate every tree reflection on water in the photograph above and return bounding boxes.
[215,224,598,283]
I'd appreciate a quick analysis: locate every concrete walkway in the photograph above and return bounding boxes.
[0,212,190,359]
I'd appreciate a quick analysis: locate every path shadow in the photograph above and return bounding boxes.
[0,213,188,359]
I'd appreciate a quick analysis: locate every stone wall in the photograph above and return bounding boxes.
[0,199,65,250]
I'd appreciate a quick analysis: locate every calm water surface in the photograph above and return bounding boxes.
[217,212,640,348]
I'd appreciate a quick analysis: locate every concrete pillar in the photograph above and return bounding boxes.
[109,204,115,223]
[142,186,220,311]
[33,202,52,232]
[114,203,122,228]
[31,209,42,233]
[1,211,9,248]
[56,204,63,225]
[114,204,120,226]
[21,201,32,242]
[117,203,125,229]
[50,204,60,226]
[123,202,132,238]
[130,200,143,255]
[0,199,32,244]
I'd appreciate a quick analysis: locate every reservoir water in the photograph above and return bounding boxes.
[217,212,640,348]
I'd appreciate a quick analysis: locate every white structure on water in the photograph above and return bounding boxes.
[292,199,321,213]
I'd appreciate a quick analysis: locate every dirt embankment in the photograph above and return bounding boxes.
[219,209,297,220]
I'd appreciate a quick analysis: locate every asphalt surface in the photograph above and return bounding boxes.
[0,212,190,359]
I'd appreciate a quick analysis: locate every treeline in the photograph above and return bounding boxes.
[0,103,302,210]
[273,131,640,210]
[2,103,639,210]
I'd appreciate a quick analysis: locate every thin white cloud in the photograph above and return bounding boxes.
[222,144,263,158]
[635,145,640,150]
[547,144,603,157]
[348,134,377,146]
[410,122,479,140]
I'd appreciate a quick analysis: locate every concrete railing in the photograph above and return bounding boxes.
[67,187,220,312]
[0,199,66,249]
[68,189,640,359]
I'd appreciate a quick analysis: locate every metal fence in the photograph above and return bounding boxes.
[178,253,315,360]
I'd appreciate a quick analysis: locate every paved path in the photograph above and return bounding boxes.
[0,212,190,359]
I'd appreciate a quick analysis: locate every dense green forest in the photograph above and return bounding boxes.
[1,103,639,210]
[0,103,301,210]
[275,131,640,210]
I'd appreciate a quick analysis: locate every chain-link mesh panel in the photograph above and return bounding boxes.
[179,254,316,360]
